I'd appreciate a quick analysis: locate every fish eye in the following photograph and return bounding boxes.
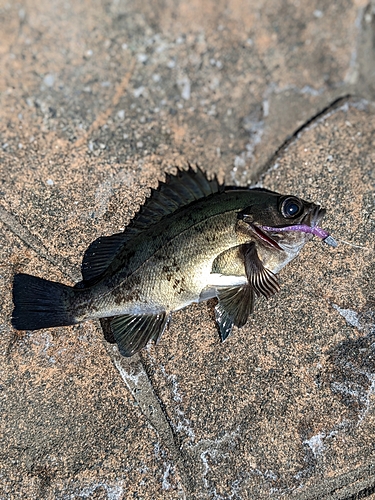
[280,197,302,218]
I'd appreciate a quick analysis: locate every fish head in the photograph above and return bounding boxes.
[236,189,336,252]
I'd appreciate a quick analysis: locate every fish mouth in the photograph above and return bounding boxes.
[254,205,337,248]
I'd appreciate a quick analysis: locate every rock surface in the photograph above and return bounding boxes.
[1,0,375,499]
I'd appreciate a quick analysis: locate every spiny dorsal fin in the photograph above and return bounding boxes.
[129,165,223,231]
[79,166,222,285]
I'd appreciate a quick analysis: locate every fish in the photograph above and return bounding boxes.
[11,167,337,356]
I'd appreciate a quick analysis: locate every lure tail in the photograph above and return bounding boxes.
[12,273,78,330]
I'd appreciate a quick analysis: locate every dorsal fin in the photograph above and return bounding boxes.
[78,232,129,285]
[78,166,223,285]
[127,165,222,230]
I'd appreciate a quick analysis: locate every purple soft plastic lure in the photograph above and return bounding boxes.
[260,224,338,247]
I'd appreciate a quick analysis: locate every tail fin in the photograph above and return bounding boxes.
[12,273,77,330]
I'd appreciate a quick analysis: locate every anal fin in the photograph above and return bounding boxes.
[109,312,169,357]
[100,318,116,344]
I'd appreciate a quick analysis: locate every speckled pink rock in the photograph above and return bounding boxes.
[1,0,375,498]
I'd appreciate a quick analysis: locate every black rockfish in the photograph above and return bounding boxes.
[12,167,336,356]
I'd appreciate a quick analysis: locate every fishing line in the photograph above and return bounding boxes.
[336,239,369,250]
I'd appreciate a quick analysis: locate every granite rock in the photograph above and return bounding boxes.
[1,0,375,498]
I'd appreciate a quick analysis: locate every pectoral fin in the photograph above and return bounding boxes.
[215,284,254,341]
[109,312,169,357]
[214,242,280,341]
[242,242,280,299]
